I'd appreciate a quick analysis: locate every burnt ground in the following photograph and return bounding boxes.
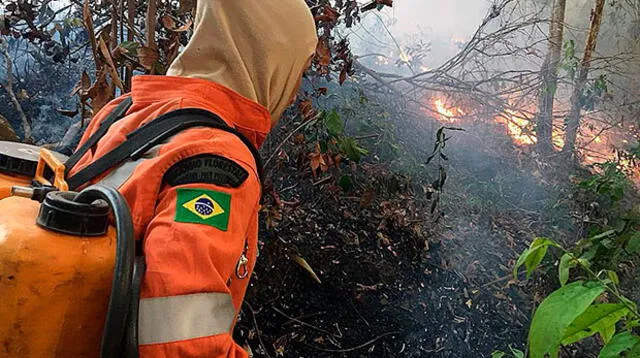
[235,114,581,357]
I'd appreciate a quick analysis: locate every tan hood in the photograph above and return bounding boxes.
[167,0,318,126]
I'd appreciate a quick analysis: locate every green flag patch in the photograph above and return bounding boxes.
[175,188,231,231]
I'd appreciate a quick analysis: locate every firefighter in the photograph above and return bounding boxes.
[66,0,318,356]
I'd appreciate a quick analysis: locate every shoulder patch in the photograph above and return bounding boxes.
[164,154,249,188]
[175,188,231,230]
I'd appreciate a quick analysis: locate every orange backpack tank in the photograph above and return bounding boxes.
[0,141,139,357]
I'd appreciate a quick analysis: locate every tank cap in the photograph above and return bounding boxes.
[37,191,110,237]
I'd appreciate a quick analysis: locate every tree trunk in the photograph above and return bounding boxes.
[145,0,158,74]
[564,0,606,157]
[536,0,567,154]
[125,0,135,91]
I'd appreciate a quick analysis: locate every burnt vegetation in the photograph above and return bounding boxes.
[1,0,639,357]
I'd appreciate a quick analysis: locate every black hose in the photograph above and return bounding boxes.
[123,256,145,358]
[74,185,135,358]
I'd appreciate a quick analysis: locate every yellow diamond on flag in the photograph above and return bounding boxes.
[182,194,225,220]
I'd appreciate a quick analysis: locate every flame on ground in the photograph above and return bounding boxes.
[424,94,638,184]
[433,98,465,123]
[495,108,565,149]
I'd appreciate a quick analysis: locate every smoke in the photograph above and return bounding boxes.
[390,0,490,39]
[350,0,492,67]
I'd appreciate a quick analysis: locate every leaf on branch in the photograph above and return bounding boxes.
[339,137,368,163]
[361,0,393,12]
[606,270,620,286]
[339,67,349,84]
[324,110,344,137]
[82,0,98,66]
[558,253,577,286]
[315,39,331,70]
[56,108,79,118]
[561,304,630,346]
[599,332,640,358]
[118,41,140,56]
[0,114,18,141]
[626,231,640,254]
[529,281,606,358]
[172,19,193,32]
[314,6,340,24]
[161,14,176,29]
[513,238,558,279]
[138,46,159,71]
[71,70,91,97]
[98,38,124,90]
[87,69,112,113]
[298,99,316,122]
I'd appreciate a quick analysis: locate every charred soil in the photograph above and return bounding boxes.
[236,114,579,357]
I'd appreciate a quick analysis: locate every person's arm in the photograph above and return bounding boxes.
[137,153,261,357]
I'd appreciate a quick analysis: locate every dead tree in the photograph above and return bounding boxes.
[536,0,567,154]
[564,0,606,157]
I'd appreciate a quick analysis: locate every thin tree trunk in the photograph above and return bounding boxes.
[111,0,119,49]
[536,0,567,154]
[125,0,135,91]
[0,38,32,142]
[564,0,606,157]
[145,0,158,74]
[146,0,157,50]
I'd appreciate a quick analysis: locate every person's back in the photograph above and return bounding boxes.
[67,1,317,356]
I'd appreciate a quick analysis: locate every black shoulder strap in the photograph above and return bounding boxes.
[65,97,134,175]
[65,108,264,191]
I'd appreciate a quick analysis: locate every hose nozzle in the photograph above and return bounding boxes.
[11,186,34,198]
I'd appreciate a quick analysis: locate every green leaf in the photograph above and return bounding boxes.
[119,41,140,56]
[509,346,525,358]
[601,324,616,344]
[339,137,368,162]
[589,230,617,243]
[599,332,640,358]
[559,253,577,286]
[324,110,344,137]
[607,270,620,286]
[626,231,640,254]
[529,281,605,358]
[491,352,506,358]
[627,319,640,329]
[561,304,629,345]
[338,175,353,191]
[63,17,84,27]
[514,238,558,279]
[629,342,640,357]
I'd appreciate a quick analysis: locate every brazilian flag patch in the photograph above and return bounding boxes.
[175,188,231,231]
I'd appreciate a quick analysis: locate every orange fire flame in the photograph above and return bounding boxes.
[495,108,565,149]
[433,98,465,123]
[425,94,638,184]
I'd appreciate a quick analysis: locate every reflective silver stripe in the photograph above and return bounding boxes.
[98,144,163,189]
[138,292,237,345]
[99,159,144,188]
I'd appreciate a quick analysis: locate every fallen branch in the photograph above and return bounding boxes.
[306,331,400,353]
[245,302,272,358]
[264,113,321,168]
[272,306,336,338]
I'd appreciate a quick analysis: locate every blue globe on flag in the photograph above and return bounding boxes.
[195,198,215,216]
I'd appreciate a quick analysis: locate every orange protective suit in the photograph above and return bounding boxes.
[67,0,317,356]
